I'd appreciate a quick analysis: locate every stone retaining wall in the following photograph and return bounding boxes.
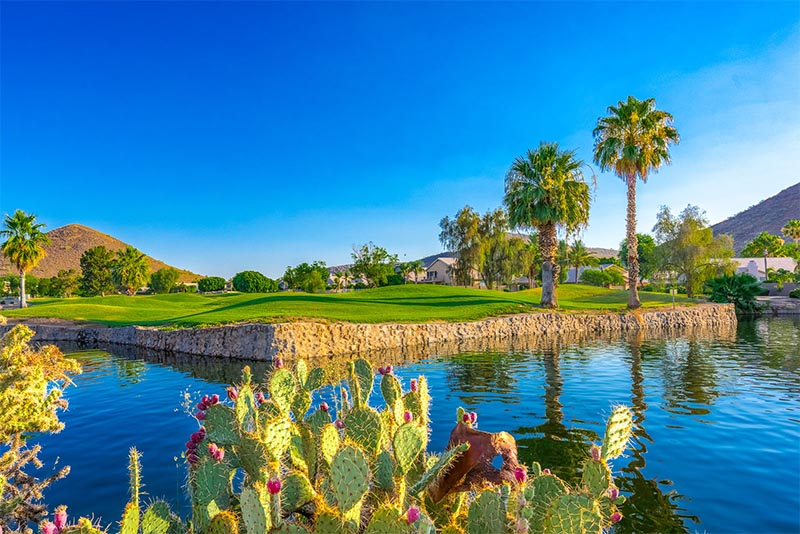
[1,304,736,361]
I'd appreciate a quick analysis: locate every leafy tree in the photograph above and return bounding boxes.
[0,210,51,308]
[597,256,623,267]
[782,219,800,246]
[350,242,399,288]
[50,269,79,297]
[567,240,599,283]
[232,270,277,293]
[619,233,656,287]
[476,209,523,289]
[149,267,180,294]
[407,260,425,283]
[741,232,786,257]
[705,273,763,316]
[384,273,406,286]
[439,207,483,286]
[504,143,592,308]
[284,262,329,292]
[80,245,115,296]
[580,268,625,288]
[112,246,150,295]
[653,205,734,297]
[594,96,680,309]
[198,276,226,292]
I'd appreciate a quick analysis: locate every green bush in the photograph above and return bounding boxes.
[149,268,180,294]
[383,273,406,286]
[232,271,277,293]
[789,288,800,299]
[579,268,625,288]
[198,276,226,292]
[705,273,764,316]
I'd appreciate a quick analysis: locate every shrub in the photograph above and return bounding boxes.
[298,270,326,293]
[232,271,278,293]
[383,273,406,286]
[705,273,764,316]
[149,268,180,294]
[580,268,625,288]
[198,276,226,292]
[789,288,800,299]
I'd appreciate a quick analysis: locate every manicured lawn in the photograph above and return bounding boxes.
[2,284,695,327]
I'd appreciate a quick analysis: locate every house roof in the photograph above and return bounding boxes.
[428,257,457,268]
[732,257,797,273]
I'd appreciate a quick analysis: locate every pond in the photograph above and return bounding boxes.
[32,317,800,533]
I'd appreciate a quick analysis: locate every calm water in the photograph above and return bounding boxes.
[33,317,800,533]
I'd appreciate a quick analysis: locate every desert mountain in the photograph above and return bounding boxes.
[711,182,800,254]
[0,224,202,282]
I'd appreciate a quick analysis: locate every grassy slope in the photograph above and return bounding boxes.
[2,284,694,327]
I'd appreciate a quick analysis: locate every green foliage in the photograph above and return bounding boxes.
[653,205,735,297]
[789,288,800,298]
[198,276,226,292]
[48,269,80,298]
[782,219,800,245]
[619,233,656,284]
[705,273,764,316]
[741,231,786,257]
[284,261,329,293]
[79,245,116,296]
[149,268,180,294]
[0,209,51,307]
[350,242,399,288]
[579,268,624,288]
[112,246,150,295]
[232,270,278,293]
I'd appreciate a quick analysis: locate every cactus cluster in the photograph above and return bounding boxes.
[41,358,633,534]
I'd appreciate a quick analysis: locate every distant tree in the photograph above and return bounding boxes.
[384,273,406,286]
[284,261,329,292]
[580,268,625,288]
[594,95,680,308]
[149,267,180,294]
[397,262,413,284]
[0,210,51,307]
[619,233,656,287]
[782,220,800,246]
[567,240,599,283]
[477,209,523,289]
[350,243,399,288]
[439,207,483,286]
[232,270,277,293]
[112,246,150,295]
[80,245,116,296]
[741,232,786,258]
[50,269,79,297]
[597,256,623,267]
[515,238,541,289]
[653,205,734,297]
[505,142,592,307]
[408,260,425,283]
[198,276,226,292]
[555,240,570,287]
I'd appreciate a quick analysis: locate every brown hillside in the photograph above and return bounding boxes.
[711,182,800,254]
[0,223,202,282]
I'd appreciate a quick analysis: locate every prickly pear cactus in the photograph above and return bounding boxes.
[410,442,469,498]
[601,405,633,461]
[141,501,182,534]
[240,483,271,533]
[204,510,238,534]
[393,422,427,475]
[281,471,317,513]
[320,423,341,466]
[349,358,375,408]
[204,404,239,445]
[330,445,371,514]
[581,458,611,498]
[345,406,384,455]
[364,504,411,534]
[543,494,603,534]
[380,372,403,407]
[467,489,507,534]
[373,449,396,492]
[270,368,297,413]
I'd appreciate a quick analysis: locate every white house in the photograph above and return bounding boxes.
[732,257,798,281]
[422,257,457,285]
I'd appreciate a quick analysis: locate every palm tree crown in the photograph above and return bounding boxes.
[782,220,800,245]
[112,246,150,295]
[505,142,592,308]
[593,96,679,308]
[1,210,50,307]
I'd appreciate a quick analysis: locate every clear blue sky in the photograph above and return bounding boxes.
[1,1,798,279]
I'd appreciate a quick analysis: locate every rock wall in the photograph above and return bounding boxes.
[1,304,736,361]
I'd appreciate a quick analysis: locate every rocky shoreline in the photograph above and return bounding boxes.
[0,304,737,361]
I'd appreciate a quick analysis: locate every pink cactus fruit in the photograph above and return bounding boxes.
[403,411,413,423]
[320,402,329,412]
[334,419,345,429]
[385,365,393,374]
[378,367,386,375]
[469,412,477,424]
[610,512,623,523]
[514,466,527,483]
[198,426,206,438]
[54,507,67,530]
[210,394,220,405]
[608,487,619,501]
[267,478,282,494]
[515,517,529,534]
[41,522,57,534]
[227,387,238,401]
[590,445,601,461]
[274,357,284,369]
[195,411,206,421]
[406,506,420,524]
[255,392,265,404]
[542,468,551,475]
[410,379,418,392]
[462,413,471,423]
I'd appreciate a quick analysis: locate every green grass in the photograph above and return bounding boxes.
[1,284,696,327]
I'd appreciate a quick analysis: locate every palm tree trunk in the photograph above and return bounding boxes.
[19,269,26,308]
[539,222,558,308]
[626,176,641,309]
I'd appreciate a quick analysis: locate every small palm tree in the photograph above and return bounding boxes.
[505,142,592,308]
[594,95,679,308]
[112,246,150,295]
[568,239,599,283]
[409,260,425,283]
[782,220,800,246]
[1,210,50,308]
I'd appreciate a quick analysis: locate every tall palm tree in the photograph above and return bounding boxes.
[568,239,599,283]
[594,96,679,308]
[0,210,50,308]
[782,220,800,246]
[505,142,592,308]
[112,246,150,295]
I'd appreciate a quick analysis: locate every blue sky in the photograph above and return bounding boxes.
[1,1,798,279]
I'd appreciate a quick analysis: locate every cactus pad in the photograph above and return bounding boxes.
[581,459,611,498]
[320,423,341,466]
[295,359,309,387]
[526,474,569,532]
[236,383,257,431]
[141,501,181,534]
[345,406,384,456]
[364,505,411,534]
[305,366,327,391]
[270,368,297,413]
[380,373,403,408]
[306,407,332,437]
[260,418,292,461]
[349,358,374,408]
[204,404,239,446]
[194,459,230,506]
[601,405,633,461]
[314,512,347,534]
[204,510,238,534]
[467,489,507,534]
[292,389,312,420]
[119,502,139,534]
[281,471,316,513]
[393,423,427,475]
[330,445,371,513]
[373,450,396,492]
[543,494,603,534]
[409,442,469,498]
[236,434,271,482]
[240,483,271,533]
